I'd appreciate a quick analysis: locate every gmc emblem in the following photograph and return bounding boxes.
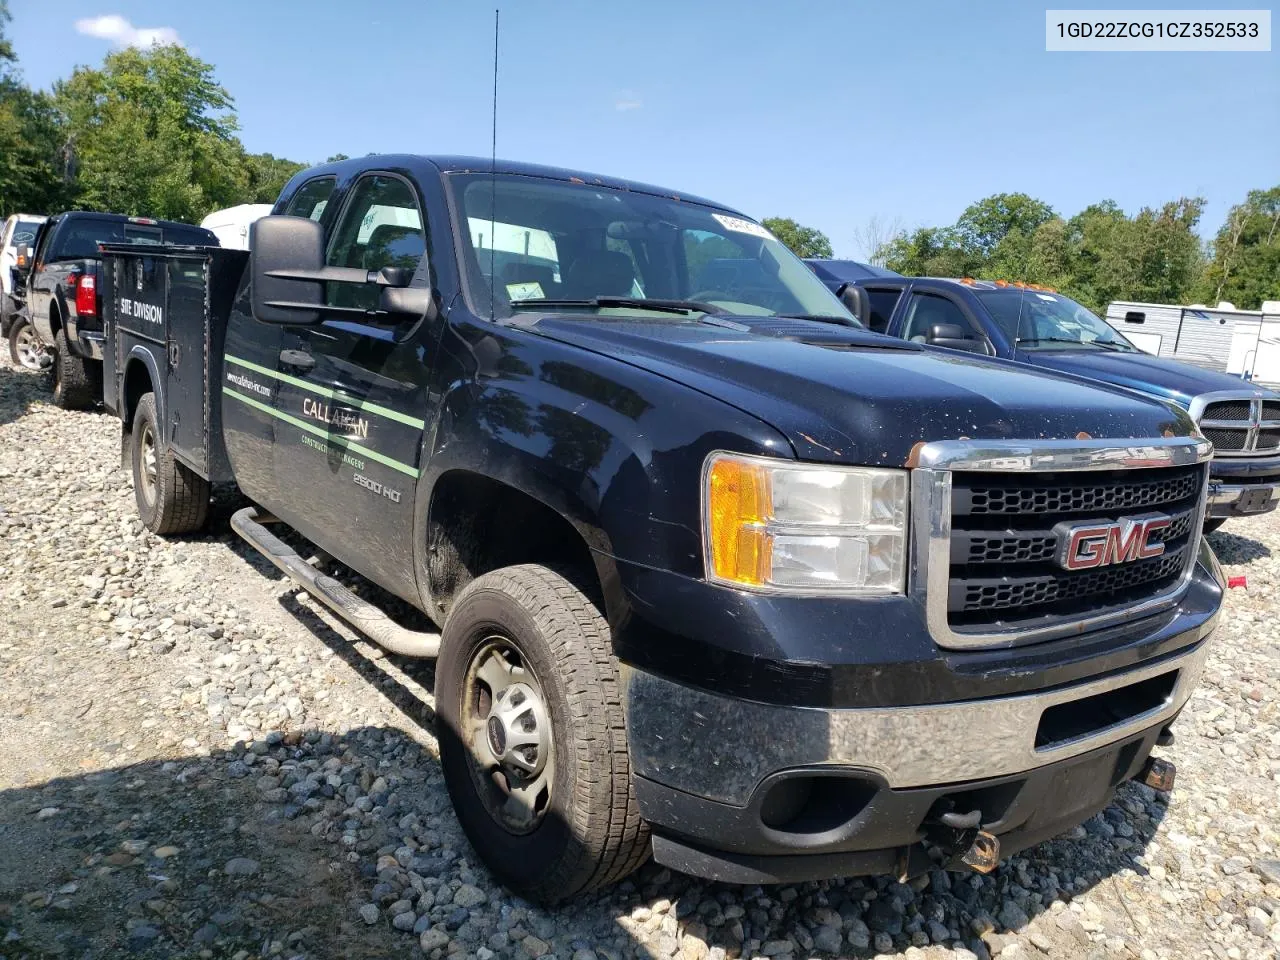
[1053,513,1172,571]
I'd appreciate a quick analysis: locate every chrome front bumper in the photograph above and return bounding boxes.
[1207,480,1280,518]
[625,631,1214,808]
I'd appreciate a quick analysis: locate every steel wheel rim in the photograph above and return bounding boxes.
[138,422,158,506]
[461,635,553,835]
[14,326,40,370]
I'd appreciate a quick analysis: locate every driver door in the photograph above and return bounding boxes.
[271,172,436,599]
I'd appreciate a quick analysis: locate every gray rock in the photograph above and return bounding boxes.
[453,883,488,908]
[358,903,380,925]
[392,910,417,932]
[420,927,450,951]
[223,857,260,876]
[812,925,842,954]
[1255,860,1280,885]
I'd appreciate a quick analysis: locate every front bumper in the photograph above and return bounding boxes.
[1207,479,1280,518]
[624,549,1223,884]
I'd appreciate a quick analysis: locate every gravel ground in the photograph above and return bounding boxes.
[1,352,1278,960]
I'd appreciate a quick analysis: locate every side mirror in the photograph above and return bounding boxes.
[927,323,988,353]
[250,216,325,325]
[250,217,430,326]
[14,243,31,269]
[837,283,870,325]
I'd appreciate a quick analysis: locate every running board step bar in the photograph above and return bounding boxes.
[231,506,440,658]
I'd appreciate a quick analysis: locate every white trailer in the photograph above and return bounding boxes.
[199,204,274,250]
[1106,300,1280,386]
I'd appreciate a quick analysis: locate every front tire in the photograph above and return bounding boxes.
[436,564,650,903]
[131,392,210,535]
[1203,518,1227,534]
[8,316,43,370]
[51,324,98,409]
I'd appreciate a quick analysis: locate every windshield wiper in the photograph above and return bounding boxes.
[509,297,725,316]
[1017,337,1112,349]
[775,313,861,327]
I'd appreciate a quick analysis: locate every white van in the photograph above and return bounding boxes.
[199,204,274,250]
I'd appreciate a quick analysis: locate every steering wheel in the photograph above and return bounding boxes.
[689,290,735,306]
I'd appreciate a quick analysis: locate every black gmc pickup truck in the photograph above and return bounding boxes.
[101,154,1224,903]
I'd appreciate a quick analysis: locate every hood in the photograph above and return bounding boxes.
[1025,349,1276,408]
[528,316,1194,466]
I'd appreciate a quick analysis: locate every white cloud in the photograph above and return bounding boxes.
[614,91,642,112]
[74,14,182,48]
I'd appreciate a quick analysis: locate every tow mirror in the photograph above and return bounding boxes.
[928,323,988,354]
[15,243,31,268]
[250,216,325,325]
[250,217,432,326]
[837,283,870,325]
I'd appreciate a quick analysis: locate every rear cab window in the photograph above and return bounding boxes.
[283,177,337,221]
[863,287,903,333]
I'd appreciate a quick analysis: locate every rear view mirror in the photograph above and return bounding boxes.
[250,216,324,325]
[837,283,870,325]
[928,323,988,354]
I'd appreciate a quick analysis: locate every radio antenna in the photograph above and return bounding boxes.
[489,8,499,323]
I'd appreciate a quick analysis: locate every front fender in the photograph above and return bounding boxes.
[413,318,790,592]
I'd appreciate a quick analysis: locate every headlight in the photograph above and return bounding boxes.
[702,452,909,595]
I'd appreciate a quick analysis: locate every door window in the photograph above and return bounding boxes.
[284,177,336,221]
[901,293,980,343]
[864,287,903,333]
[326,175,425,310]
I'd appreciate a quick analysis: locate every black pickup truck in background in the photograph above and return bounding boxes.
[24,211,215,408]
[101,154,1223,903]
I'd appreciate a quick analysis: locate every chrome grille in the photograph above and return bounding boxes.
[912,437,1211,651]
[1191,391,1280,458]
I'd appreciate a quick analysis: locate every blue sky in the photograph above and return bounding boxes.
[9,0,1277,256]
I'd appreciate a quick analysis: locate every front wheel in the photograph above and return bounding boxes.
[8,316,44,370]
[1203,518,1227,535]
[436,564,650,903]
[131,392,210,535]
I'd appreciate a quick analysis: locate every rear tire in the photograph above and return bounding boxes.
[51,324,97,409]
[8,316,43,370]
[436,564,650,903]
[131,392,210,535]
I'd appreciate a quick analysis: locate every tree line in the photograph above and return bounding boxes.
[769,187,1277,314]
[0,4,306,225]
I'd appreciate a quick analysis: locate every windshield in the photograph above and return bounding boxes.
[10,219,42,249]
[449,173,855,322]
[976,289,1136,351]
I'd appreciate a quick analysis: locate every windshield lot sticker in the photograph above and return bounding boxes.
[712,214,774,240]
[506,281,544,301]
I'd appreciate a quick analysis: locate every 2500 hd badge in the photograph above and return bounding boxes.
[352,472,401,503]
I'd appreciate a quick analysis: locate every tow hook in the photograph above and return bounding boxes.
[960,830,1001,873]
[903,806,1003,879]
[1138,756,1176,792]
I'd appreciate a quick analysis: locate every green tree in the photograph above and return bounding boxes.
[0,1,73,215]
[55,44,246,221]
[761,217,833,259]
[955,193,1055,258]
[880,225,973,277]
[1200,186,1280,309]
[243,152,306,203]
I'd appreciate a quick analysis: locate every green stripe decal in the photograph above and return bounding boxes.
[224,354,426,429]
[223,386,420,479]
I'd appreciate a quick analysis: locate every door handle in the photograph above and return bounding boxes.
[279,349,315,371]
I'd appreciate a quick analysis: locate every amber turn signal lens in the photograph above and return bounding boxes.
[706,457,772,585]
